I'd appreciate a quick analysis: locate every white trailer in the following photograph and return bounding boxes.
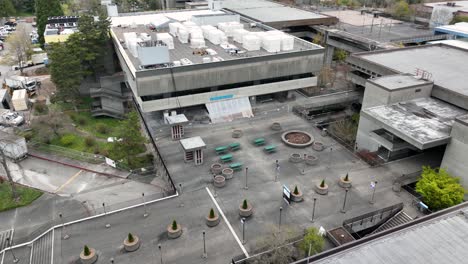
[0,132,28,161]
[4,76,39,92]
[31,53,47,65]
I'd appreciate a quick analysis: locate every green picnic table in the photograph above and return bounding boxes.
[229,162,243,171]
[264,145,277,153]
[215,146,229,154]
[220,154,233,163]
[253,138,265,146]
[229,142,241,151]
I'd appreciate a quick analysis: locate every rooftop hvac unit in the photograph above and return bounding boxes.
[137,40,170,66]
[242,35,261,51]
[140,33,151,42]
[217,22,244,37]
[180,58,193,65]
[173,60,182,66]
[156,33,174,49]
[233,29,249,43]
[261,35,282,52]
[190,38,206,48]
[178,29,189,44]
[280,35,295,51]
[208,29,225,45]
[169,22,184,36]
[202,57,211,63]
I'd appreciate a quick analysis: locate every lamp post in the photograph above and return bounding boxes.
[179,183,184,207]
[279,206,283,233]
[59,213,69,239]
[103,202,111,228]
[202,230,207,258]
[142,192,149,217]
[370,181,378,204]
[275,160,279,182]
[158,244,163,264]
[6,237,18,263]
[311,198,317,223]
[244,167,248,190]
[241,218,246,244]
[340,188,349,213]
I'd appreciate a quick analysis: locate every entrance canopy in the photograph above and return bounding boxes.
[206,97,254,123]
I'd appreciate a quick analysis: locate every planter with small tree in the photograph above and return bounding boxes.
[339,173,352,188]
[80,245,97,264]
[205,208,220,227]
[239,199,253,217]
[291,185,303,202]
[123,233,140,252]
[315,179,329,195]
[167,220,182,239]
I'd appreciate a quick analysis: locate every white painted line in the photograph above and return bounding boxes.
[50,229,54,264]
[1,251,4,264]
[205,187,249,258]
[29,241,34,264]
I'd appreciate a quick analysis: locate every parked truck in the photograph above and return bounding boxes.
[31,53,47,65]
[4,75,39,93]
[0,109,24,127]
[0,132,28,161]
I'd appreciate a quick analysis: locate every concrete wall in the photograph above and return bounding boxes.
[356,113,381,152]
[141,76,317,112]
[135,52,323,97]
[441,116,468,189]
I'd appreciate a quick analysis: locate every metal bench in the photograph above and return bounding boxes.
[215,146,229,155]
[229,162,243,171]
[264,145,277,153]
[253,138,265,146]
[220,154,233,163]
[229,142,241,151]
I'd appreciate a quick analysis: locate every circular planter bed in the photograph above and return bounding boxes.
[312,141,324,151]
[123,235,141,252]
[281,130,314,148]
[291,189,303,202]
[339,175,352,188]
[222,168,234,180]
[206,213,220,227]
[289,153,303,163]
[271,122,282,131]
[80,248,98,264]
[305,155,318,166]
[211,163,223,175]
[214,175,226,188]
[167,224,182,239]
[315,182,329,195]
[239,202,253,218]
[232,129,243,138]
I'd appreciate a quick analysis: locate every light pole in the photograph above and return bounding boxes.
[302,154,307,175]
[279,206,283,233]
[6,237,18,263]
[179,183,184,207]
[370,181,378,204]
[340,188,349,213]
[59,213,69,239]
[142,193,149,217]
[110,258,114,263]
[103,202,111,228]
[244,167,248,190]
[202,230,207,258]
[307,242,312,264]
[275,160,279,182]
[241,217,246,244]
[311,198,317,223]
[158,244,163,264]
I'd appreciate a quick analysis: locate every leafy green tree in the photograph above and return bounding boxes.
[2,24,32,74]
[392,0,412,19]
[416,166,465,211]
[171,220,178,230]
[333,49,348,62]
[36,0,63,45]
[300,227,324,256]
[450,15,468,25]
[0,0,16,18]
[83,245,91,256]
[109,111,148,168]
[12,0,34,14]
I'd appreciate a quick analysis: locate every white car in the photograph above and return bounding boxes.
[0,111,24,127]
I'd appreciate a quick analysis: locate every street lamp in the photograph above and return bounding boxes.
[241,218,246,244]
[244,167,249,190]
[142,193,149,217]
[311,198,317,223]
[202,230,207,258]
[158,244,163,264]
[6,237,18,263]
[279,206,283,233]
[59,213,69,239]
[275,160,279,182]
[370,181,378,204]
[340,188,349,213]
[103,202,111,228]
[179,183,184,207]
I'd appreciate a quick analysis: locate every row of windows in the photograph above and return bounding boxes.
[140,72,314,102]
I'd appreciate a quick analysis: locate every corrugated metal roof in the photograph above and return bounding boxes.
[312,209,468,264]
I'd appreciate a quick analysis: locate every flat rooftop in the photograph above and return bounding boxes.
[321,10,401,26]
[425,1,468,11]
[222,0,327,22]
[362,97,467,149]
[111,10,319,70]
[435,22,468,37]
[356,44,468,98]
[369,74,432,91]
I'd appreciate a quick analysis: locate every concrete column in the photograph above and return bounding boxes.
[324,46,335,66]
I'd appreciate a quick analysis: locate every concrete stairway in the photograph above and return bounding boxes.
[0,229,13,251]
[370,211,413,235]
[30,230,53,264]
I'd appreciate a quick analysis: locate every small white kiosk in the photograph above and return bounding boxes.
[166,114,189,140]
[180,136,206,165]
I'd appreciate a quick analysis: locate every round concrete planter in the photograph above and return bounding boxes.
[206,214,220,227]
[232,129,243,138]
[339,176,352,188]
[222,168,234,179]
[80,248,98,264]
[291,189,303,202]
[214,175,226,188]
[312,141,324,151]
[305,155,318,166]
[271,122,282,131]
[123,235,141,252]
[239,202,253,218]
[211,163,223,175]
[315,182,329,195]
[167,224,182,239]
[281,130,315,148]
[289,153,303,163]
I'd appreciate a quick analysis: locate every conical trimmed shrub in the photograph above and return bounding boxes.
[344,174,349,181]
[320,179,325,188]
[83,245,91,256]
[242,199,248,210]
[209,208,215,219]
[128,233,134,243]
[294,185,299,195]
[172,220,178,230]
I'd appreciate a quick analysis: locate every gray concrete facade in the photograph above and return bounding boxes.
[441,115,468,188]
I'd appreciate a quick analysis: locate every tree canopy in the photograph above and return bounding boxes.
[416,166,465,211]
[36,0,63,45]
[0,0,16,18]
[300,227,324,256]
[392,0,413,19]
[450,15,468,25]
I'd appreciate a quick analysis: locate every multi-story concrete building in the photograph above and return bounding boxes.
[346,43,468,188]
[110,9,324,120]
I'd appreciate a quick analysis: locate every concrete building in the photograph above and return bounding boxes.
[423,1,468,27]
[346,43,468,188]
[110,9,324,119]
[435,22,468,38]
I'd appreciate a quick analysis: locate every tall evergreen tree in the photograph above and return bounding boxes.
[0,0,16,18]
[36,0,63,45]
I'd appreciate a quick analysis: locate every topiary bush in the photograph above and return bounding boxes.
[84,137,95,147]
[344,174,349,181]
[294,185,299,195]
[209,208,215,219]
[320,179,326,188]
[172,220,178,230]
[128,233,134,243]
[83,245,91,256]
[60,134,76,146]
[242,199,248,210]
